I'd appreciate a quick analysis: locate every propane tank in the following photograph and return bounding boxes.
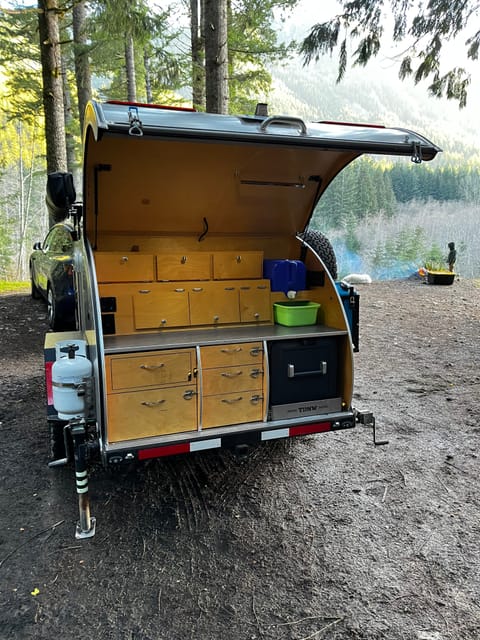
[52,342,92,420]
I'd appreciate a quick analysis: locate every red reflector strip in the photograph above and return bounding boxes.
[289,422,331,437]
[138,443,190,460]
[45,361,54,405]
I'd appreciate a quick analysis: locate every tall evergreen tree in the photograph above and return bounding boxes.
[300,0,479,107]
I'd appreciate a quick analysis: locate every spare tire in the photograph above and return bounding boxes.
[46,172,76,226]
[301,230,338,280]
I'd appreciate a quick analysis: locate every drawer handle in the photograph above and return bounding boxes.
[121,256,129,263]
[183,389,197,400]
[250,368,263,378]
[221,347,242,354]
[287,362,327,378]
[141,399,165,407]
[221,371,243,378]
[221,396,243,404]
[224,287,235,291]
[181,256,187,264]
[138,289,151,294]
[251,394,264,404]
[250,347,263,356]
[254,313,260,319]
[236,255,241,263]
[192,287,203,292]
[140,363,165,370]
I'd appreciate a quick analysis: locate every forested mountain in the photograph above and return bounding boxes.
[268,55,480,279]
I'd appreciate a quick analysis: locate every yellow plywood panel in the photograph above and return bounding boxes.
[212,251,263,280]
[133,289,190,329]
[239,283,272,322]
[156,253,212,281]
[95,252,154,282]
[106,349,195,392]
[202,392,263,429]
[107,385,198,442]
[202,365,263,396]
[201,342,263,369]
[189,283,239,325]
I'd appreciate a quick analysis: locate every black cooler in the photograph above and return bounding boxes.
[269,338,341,420]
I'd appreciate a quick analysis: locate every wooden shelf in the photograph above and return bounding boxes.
[104,324,348,355]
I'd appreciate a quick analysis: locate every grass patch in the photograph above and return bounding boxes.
[0,281,30,294]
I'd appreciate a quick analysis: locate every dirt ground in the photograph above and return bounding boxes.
[0,278,479,640]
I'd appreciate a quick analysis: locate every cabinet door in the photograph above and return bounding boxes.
[201,342,263,368]
[239,283,272,322]
[189,284,239,325]
[202,364,263,396]
[212,251,263,280]
[202,392,263,429]
[95,252,154,282]
[107,385,198,442]
[133,288,190,329]
[156,253,211,281]
[106,350,195,392]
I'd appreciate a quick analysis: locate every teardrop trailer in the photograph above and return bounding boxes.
[43,101,440,538]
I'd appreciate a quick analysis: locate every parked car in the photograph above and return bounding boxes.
[30,222,76,330]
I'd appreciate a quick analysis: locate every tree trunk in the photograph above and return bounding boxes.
[37,0,68,185]
[204,0,229,114]
[61,56,76,174]
[125,33,137,102]
[144,51,153,103]
[72,0,92,135]
[190,0,205,110]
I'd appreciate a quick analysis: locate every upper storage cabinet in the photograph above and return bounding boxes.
[95,252,155,282]
[212,251,263,280]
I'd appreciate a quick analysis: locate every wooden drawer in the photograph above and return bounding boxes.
[107,385,198,442]
[133,286,190,329]
[189,283,240,325]
[239,282,272,322]
[212,251,263,280]
[106,349,195,392]
[95,252,155,282]
[202,364,263,396]
[156,253,211,281]
[201,342,263,368]
[202,391,263,429]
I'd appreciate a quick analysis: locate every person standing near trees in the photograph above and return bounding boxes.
[447,242,457,272]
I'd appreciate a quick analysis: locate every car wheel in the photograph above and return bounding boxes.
[301,230,338,280]
[47,286,60,330]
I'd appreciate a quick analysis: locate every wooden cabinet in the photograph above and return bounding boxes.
[95,252,155,282]
[105,348,197,442]
[106,350,194,392]
[133,286,190,329]
[104,341,267,441]
[239,283,272,322]
[107,386,198,442]
[189,283,240,325]
[212,251,263,280]
[156,252,211,281]
[200,342,264,429]
[200,342,263,368]
[202,392,264,429]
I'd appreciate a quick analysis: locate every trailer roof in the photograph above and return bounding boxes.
[85,100,441,162]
